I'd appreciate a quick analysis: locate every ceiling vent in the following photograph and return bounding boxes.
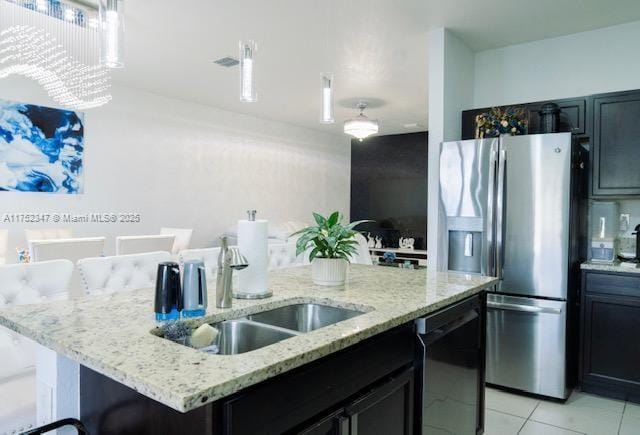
[213,56,239,67]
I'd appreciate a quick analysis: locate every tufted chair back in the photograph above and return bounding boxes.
[0,260,73,379]
[0,229,7,265]
[268,242,308,270]
[77,251,171,296]
[24,228,73,243]
[29,237,106,298]
[116,235,175,256]
[178,247,221,284]
[160,228,193,255]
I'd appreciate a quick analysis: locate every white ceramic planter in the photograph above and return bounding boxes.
[312,258,348,286]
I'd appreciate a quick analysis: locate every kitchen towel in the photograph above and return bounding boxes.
[237,219,269,296]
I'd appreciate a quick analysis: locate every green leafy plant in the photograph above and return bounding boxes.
[293,212,372,262]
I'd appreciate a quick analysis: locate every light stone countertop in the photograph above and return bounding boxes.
[0,265,497,412]
[581,261,640,274]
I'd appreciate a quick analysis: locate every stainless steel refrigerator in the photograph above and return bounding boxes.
[439,133,584,400]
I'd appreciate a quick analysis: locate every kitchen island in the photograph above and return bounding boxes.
[0,265,496,434]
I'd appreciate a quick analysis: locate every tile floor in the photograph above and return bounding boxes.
[485,387,640,435]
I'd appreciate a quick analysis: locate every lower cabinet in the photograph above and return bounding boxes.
[581,271,640,402]
[299,367,414,435]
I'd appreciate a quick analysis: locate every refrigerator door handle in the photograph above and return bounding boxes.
[496,148,506,280]
[486,146,498,276]
[487,301,563,315]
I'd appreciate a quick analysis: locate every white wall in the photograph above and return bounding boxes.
[0,77,350,257]
[474,20,640,107]
[426,28,475,270]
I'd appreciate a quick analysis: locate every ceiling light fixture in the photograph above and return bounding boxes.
[0,0,112,109]
[344,102,379,141]
[239,40,257,102]
[98,0,124,68]
[320,73,334,124]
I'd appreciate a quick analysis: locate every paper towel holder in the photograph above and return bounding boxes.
[233,211,273,300]
[247,210,257,221]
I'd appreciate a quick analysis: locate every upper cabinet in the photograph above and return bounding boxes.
[592,91,640,197]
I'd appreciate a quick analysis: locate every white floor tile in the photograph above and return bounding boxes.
[620,402,640,435]
[565,391,625,413]
[529,392,623,435]
[485,388,540,418]
[519,420,584,435]
[484,409,525,435]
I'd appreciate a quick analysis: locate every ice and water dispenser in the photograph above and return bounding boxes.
[447,218,483,274]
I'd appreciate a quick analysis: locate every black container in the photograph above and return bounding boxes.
[154,262,182,321]
[538,102,560,133]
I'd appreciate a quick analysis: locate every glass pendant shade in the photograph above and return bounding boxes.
[239,40,257,102]
[320,73,334,123]
[99,0,124,68]
[344,103,379,140]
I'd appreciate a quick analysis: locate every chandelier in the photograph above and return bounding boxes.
[0,0,114,109]
[344,102,379,140]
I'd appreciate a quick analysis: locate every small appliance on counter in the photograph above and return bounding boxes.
[155,262,182,321]
[590,201,618,263]
[235,210,271,299]
[618,224,640,266]
[182,260,207,317]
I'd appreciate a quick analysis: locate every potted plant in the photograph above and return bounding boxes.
[294,212,371,286]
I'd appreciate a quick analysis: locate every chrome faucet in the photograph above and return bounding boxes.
[216,236,249,308]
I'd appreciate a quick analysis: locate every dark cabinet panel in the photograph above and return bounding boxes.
[461,97,587,140]
[592,91,640,196]
[581,271,640,402]
[344,367,414,435]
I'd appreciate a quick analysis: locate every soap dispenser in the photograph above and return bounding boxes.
[154,262,182,321]
[182,260,207,317]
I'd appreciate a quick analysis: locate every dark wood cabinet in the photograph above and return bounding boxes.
[591,91,640,196]
[581,270,640,402]
[299,367,414,435]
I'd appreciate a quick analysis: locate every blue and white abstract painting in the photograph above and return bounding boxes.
[0,99,84,194]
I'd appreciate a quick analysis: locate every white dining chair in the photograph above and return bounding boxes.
[0,229,7,265]
[116,235,175,256]
[24,228,73,243]
[160,228,193,255]
[0,259,74,435]
[77,251,171,296]
[28,237,106,298]
[350,233,374,265]
[268,241,308,269]
[178,247,221,284]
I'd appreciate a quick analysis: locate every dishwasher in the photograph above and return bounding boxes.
[416,295,485,435]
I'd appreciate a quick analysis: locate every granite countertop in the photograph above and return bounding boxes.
[581,261,640,274]
[0,265,496,413]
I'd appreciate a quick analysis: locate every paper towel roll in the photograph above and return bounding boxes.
[237,219,269,296]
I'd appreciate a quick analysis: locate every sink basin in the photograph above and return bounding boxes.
[207,319,300,355]
[247,303,365,333]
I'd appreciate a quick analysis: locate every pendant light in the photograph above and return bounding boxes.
[344,102,379,140]
[239,40,257,102]
[99,0,124,68]
[320,73,334,123]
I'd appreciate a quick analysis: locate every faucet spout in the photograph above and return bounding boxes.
[216,237,249,308]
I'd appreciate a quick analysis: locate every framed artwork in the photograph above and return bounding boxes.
[0,99,84,193]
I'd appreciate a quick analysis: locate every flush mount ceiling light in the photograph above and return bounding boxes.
[344,102,379,140]
[0,0,112,109]
[239,40,256,102]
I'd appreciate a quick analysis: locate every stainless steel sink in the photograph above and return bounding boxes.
[206,319,300,355]
[247,303,365,333]
[159,303,367,355]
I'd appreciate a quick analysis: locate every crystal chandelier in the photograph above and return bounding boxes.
[0,0,112,109]
[344,102,379,140]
